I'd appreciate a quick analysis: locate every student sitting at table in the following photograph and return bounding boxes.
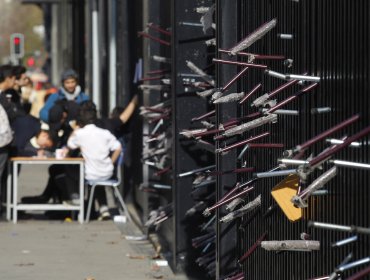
[10,112,56,158]
[20,107,78,204]
[20,96,137,212]
[66,103,122,220]
[20,129,55,158]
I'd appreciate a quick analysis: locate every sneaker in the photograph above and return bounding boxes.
[98,206,111,221]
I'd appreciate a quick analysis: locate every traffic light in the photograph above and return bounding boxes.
[10,33,25,58]
[27,56,35,67]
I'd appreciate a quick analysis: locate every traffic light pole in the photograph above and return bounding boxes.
[10,33,25,65]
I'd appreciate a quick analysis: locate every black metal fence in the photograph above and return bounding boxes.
[220,0,370,279]
[130,0,370,279]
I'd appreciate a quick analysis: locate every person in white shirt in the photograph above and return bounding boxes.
[67,106,122,220]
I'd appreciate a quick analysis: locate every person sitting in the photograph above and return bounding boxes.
[47,99,80,148]
[20,70,87,206]
[15,129,56,204]
[8,103,55,158]
[20,96,138,211]
[20,129,55,158]
[24,73,87,205]
[67,104,122,220]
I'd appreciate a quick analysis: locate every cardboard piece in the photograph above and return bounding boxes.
[271,174,302,222]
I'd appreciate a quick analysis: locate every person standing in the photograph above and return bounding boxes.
[0,65,17,205]
[1,65,27,111]
[0,103,13,206]
[0,65,16,94]
[0,65,18,122]
[13,66,31,113]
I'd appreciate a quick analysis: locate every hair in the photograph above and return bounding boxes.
[37,129,56,145]
[13,65,26,80]
[0,64,15,83]
[37,129,50,138]
[48,102,66,124]
[61,69,78,83]
[79,100,97,111]
[111,106,125,119]
[77,100,97,127]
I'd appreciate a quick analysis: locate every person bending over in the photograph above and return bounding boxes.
[20,130,55,158]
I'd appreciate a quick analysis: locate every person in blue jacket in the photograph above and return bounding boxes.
[39,69,89,123]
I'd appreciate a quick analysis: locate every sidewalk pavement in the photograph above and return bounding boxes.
[0,219,186,280]
[0,163,187,280]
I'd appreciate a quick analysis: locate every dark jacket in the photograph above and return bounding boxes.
[0,92,24,123]
[11,115,41,156]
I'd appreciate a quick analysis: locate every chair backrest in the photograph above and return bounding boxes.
[117,150,124,167]
[115,150,124,183]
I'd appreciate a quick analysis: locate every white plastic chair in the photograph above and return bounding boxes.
[85,152,132,222]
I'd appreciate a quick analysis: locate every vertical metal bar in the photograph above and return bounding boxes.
[51,3,60,85]
[12,162,18,224]
[91,0,101,109]
[79,161,84,224]
[6,161,11,221]
[108,0,117,111]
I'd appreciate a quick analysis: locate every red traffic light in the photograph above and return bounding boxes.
[10,33,24,58]
[27,57,35,67]
[13,37,21,45]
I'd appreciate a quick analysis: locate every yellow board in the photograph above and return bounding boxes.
[271,174,302,222]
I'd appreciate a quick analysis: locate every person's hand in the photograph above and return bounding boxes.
[55,146,69,159]
[61,146,69,157]
[69,120,79,130]
[37,149,47,158]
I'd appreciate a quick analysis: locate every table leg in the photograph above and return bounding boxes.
[79,162,84,224]
[12,162,18,224]
[6,161,11,221]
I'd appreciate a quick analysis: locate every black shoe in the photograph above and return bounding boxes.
[98,206,111,221]
[21,195,50,204]
[18,211,33,219]
[44,210,71,220]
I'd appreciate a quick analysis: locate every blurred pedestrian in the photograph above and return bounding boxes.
[13,65,28,91]
[0,64,19,122]
[0,103,13,206]
[1,65,29,114]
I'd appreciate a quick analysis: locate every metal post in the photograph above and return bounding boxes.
[91,0,101,109]
[51,3,59,86]
[108,0,117,111]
